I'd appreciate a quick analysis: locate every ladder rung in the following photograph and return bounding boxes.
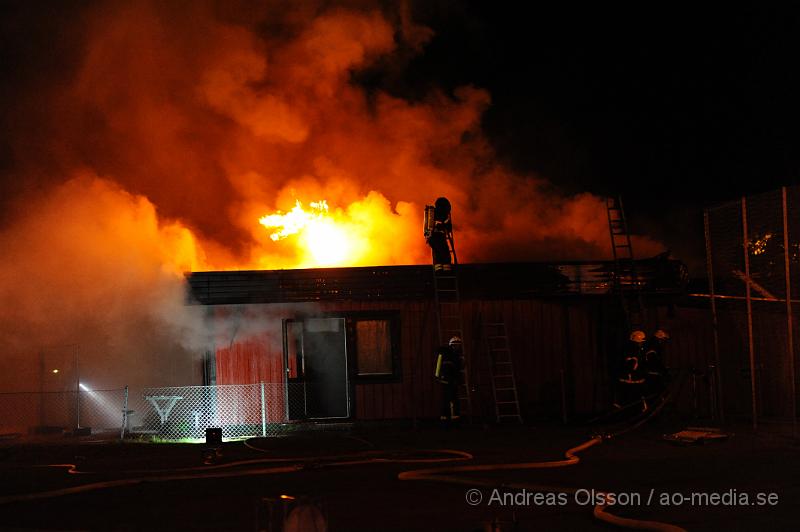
[486,320,520,423]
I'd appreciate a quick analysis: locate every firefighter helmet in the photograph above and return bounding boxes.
[654,329,670,340]
[434,197,451,213]
[629,330,646,343]
[449,336,462,346]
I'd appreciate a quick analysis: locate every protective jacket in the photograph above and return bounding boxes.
[435,344,461,420]
[426,197,452,265]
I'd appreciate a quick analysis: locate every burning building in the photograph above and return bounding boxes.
[186,255,688,423]
[0,2,681,427]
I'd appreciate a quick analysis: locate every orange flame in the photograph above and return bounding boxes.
[254,192,426,269]
[259,200,353,267]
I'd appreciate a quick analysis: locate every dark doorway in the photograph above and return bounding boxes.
[284,318,350,419]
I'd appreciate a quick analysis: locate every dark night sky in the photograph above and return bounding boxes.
[395,4,800,268]
[2,2,800,272]
[405,4,800,200]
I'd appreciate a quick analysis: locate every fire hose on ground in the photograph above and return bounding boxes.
[398,391,685,532]
[0,449,472,505]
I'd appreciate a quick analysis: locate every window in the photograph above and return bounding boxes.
[283,312,400,383]
[356,320,392,376]
[349,312,401,382]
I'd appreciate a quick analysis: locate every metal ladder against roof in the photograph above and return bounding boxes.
[484,321,523,424]
[432,227,473,420]
[606,196,645,331]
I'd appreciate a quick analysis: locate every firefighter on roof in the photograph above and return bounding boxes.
[435,336,462,423]
[425,197,453,271]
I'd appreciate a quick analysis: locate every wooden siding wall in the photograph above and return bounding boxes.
[212,299,607,420]
[315,301,434,421]
[460,300,602,421]
[210,299,766,422]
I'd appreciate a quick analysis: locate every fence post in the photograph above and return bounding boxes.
[74,345,80,429]
[120,386,129,440]
[742,197,758,430]
[260,382,266,437]
[782,187,798,438]
[704,209,725,423]
[39,350,45,427]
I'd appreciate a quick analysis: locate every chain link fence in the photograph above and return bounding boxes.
[0,383,309,441]
[0,388,126,435]
[705,186,800,431]
[128,383,301,441]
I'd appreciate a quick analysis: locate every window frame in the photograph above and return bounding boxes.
[281,311,402,385]
[346,311,402,384]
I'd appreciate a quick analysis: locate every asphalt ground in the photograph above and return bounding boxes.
[0,417,798,531]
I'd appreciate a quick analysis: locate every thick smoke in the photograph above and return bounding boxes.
[0,1,661,390]
[0,173,208,390]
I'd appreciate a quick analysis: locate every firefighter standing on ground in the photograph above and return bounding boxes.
[435,336,462,422]
[644,329,670,396]
[615,330,648,412]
